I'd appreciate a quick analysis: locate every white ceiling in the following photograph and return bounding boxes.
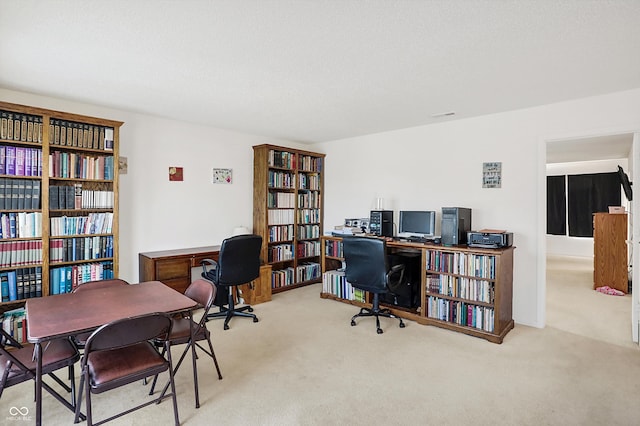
[1,0,640,150]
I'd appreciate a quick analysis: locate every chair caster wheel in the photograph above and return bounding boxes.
[351,320,356,326]
[377,328,383,334]
[253,317,259,323]
[399,322,406,328]
[223,324,230,330]
[248,307,254,312]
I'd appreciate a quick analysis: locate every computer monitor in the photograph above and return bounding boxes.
[397,210,436,239]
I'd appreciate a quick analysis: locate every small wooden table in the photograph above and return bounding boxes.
[26,281,198,426]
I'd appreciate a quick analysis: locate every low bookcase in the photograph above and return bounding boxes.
[320,236,515,343]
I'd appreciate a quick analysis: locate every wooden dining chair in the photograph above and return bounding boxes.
[148,278,223,408]
[74,312,179,426]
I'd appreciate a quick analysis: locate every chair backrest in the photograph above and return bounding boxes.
[84,312,172,353]
[72,278,130,293]
[343,237,388,293]
[184,279,216,324]
[215,234,262,286]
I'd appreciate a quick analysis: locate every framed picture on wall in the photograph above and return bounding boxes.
[483,162,502,188]
[212,168,232,184]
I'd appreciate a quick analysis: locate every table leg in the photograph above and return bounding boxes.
[35,342,42,426]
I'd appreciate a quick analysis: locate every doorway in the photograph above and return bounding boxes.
[545,132,636,347]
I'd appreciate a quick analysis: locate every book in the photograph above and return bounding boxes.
[20,116,27,142]
[5,145,16,175]
[0,178,5,210]
[7,270,17,301]
[35,266,42,297]
[49,185,59,209]
[15,147,25,176]
[66,185,75,209]
[13,114,21,141]
[0,272,8,302]
[10,179,19,209]
[17,179,25,210]
[32,180,41,209]
[0,146,5,175]
[0,111,7,139]
[74,183,82,209]
[50,268,60,295]
[16,269,24,300]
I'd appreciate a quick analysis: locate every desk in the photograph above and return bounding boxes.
[321,236,515,343]
[139,246,273,304]
[26,281,198,426]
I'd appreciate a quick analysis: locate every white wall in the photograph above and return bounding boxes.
[546,159,630,257]
[311,88,640,328]
[3,87,640,329]
[0,89,303,283]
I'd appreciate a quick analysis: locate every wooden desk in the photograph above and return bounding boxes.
[139,246,221,294]
[26,281,198,426]
[139,246,273,304]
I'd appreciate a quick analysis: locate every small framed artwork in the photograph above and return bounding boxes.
[482,162,502,188]
[169,166,183,181]
[213,168,232,184]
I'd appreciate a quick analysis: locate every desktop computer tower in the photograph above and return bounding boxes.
[370,210,393,237]
[441,207,472,246]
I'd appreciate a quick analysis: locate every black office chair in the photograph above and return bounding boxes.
[201,234,262,330]
[343,237,406,334]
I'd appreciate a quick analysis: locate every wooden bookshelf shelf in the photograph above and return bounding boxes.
[253,144,325,293]
[0,101,122,329]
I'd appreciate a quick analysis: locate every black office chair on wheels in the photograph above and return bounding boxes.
[343,237,406,334]
[201,234,262,330]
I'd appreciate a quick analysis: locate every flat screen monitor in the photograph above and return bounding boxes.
[398,210,436,238]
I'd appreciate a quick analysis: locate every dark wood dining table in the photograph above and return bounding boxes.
[26,280,199,426]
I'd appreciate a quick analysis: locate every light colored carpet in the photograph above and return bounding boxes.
[4,262,640,425]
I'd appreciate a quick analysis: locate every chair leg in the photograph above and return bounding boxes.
[165,342,180,426]
[205,337,223,380]
[74,371,85,424]
[148,346,167,395]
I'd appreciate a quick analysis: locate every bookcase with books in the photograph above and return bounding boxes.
[253,144,325,293]
[0,101,122,336]
[320,235,515,343]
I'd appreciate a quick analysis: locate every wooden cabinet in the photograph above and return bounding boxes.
[138,246,221,294]
[593,212,628,293]
[253,144,325,294]
[320,236,515,343]
[0,101,121,311]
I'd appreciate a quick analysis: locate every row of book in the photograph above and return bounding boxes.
[268,208,294,225]
[49,151,114,180]
[295,262,321,283]
[298,173,320,190]
[0,178,41,210]
[268,224,294,243]
[49,184,114,210]
[50,212,113,236]
[426,296,495,332]
[297,224,320,239]
[298,208,320,224]
[0,212,42,239]
[268,243,294,263]
[267,192,295,208]
[0,267,43,302]
[2,307,27,344]
[48,119,114,151]
[298,191,320,208]
[267,170,295,189]
[0,146,43,176]
[425,250,497,279]
[0,240,42,267]
[270,263,321,288]
[298,155,322,172]
[426,274,495,304]
[297,241,320,258]
[0,111,43,143]
[50,236,114,263]
[324,239,343,258]
[268,150,295,169]
[50,261,114,295]
[322,270,366,302]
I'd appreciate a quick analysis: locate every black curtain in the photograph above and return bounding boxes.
[567,172,621,237]
[547,175,566,235]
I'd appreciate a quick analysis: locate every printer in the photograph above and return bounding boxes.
[467,231,513,248]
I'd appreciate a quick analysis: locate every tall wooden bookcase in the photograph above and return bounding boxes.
[0,101,122,316]
[593,212,628,293]
[253,144,325,293]
[321,236,515,343]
